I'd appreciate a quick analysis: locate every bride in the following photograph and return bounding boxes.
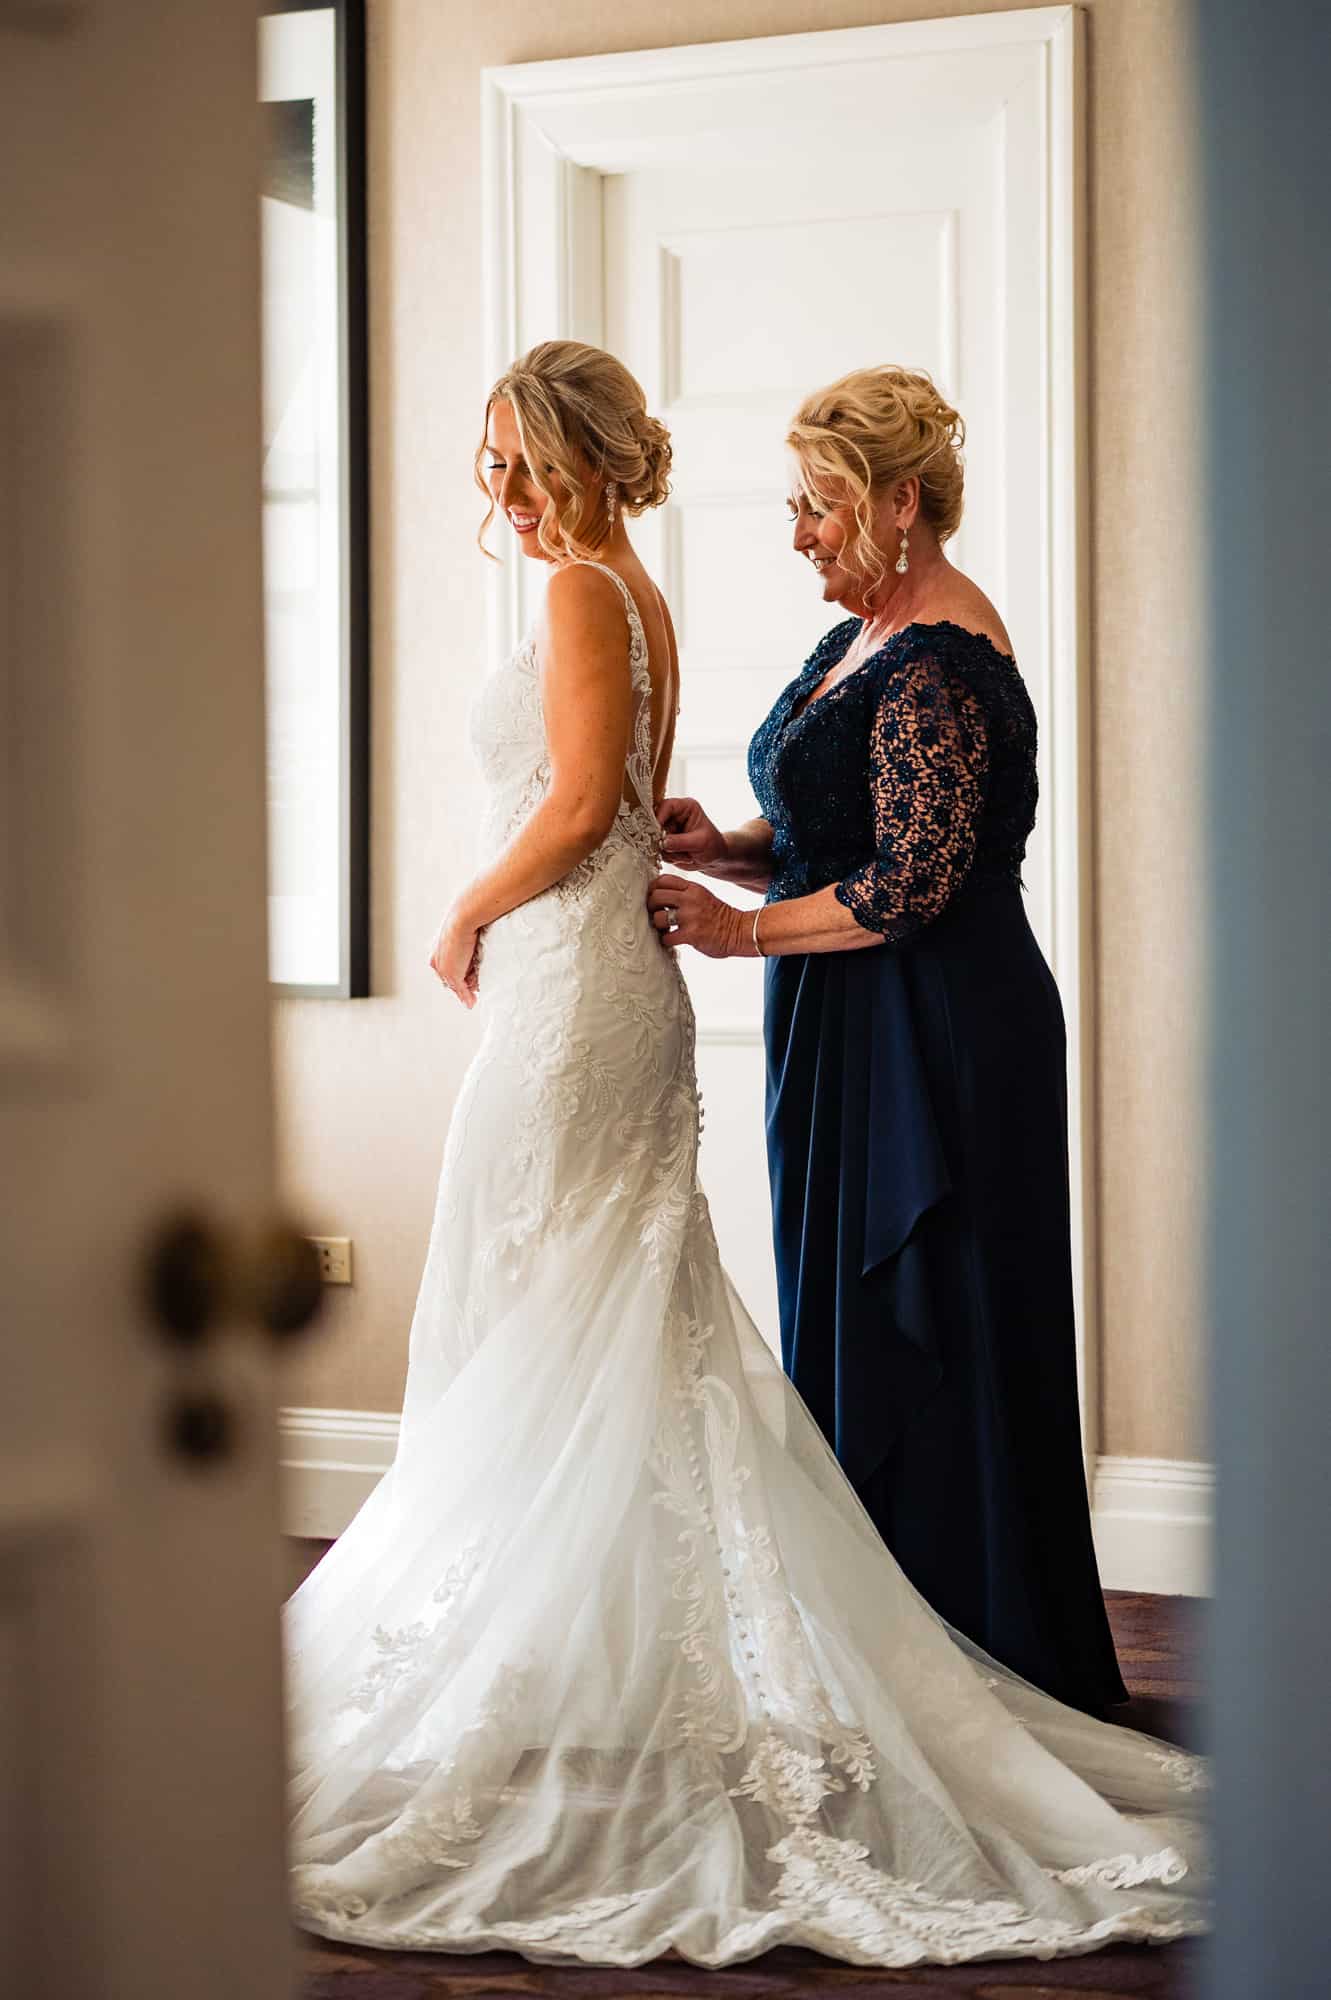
[285,339,1207,1969]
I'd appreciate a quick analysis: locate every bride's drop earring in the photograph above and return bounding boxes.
[605,481,619,530]
[896,527,910,575]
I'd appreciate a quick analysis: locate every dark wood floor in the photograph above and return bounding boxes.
[297,1591,1206,2000]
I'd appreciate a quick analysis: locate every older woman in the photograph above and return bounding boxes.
[650,367,1126,1716]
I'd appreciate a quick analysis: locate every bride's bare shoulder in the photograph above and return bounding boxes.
[544,560,626,612]
[538,561,629,647]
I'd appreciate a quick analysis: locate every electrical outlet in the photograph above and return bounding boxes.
[308,1236,353,1285]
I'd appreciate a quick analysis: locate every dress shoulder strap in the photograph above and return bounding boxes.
[559,560,655,819]
[559,560,650,695]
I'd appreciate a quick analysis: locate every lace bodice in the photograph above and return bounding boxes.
[747,619,1038,941]
[468,561,661,871]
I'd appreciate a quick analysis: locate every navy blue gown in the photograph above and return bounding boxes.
[748,617,1127,1715]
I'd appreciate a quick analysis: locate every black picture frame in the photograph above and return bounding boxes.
[260,0,368,998]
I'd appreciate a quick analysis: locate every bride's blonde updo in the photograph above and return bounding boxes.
[787,366,966,591]
[476,339,672,562]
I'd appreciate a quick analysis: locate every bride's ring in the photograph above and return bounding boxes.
[662,904,678,926]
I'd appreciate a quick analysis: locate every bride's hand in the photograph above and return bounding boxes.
[429,907,482,1008]
[647,873,747,959]
[656,796,727,870]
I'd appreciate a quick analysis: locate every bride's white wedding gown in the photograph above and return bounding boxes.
[286,564,1207,1968]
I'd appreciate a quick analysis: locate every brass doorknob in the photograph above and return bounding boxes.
[144,1210,325,1344]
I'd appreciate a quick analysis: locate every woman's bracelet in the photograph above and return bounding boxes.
[752,905,767,958]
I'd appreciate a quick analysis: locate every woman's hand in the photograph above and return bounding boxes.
[429,905,482,1008]
[656,796,728,871]
[647,874,750,959]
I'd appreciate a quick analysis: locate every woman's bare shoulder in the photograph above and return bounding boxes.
[920,575,1014,658]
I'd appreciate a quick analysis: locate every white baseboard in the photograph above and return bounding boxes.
[280,1409,1214,1598]
[1091,1454,1213,1598]
[279,1406,399,1540]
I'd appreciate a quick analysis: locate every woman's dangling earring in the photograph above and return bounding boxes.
[896,526,910,575]
[605,480,619,531]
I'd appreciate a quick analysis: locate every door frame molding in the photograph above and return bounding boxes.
[480,5,1097,1450]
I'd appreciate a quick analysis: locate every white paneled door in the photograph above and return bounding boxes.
[484,10,1091,1409]
[1,5,294,1996]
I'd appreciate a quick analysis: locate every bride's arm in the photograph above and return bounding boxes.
[429,566,632,1006]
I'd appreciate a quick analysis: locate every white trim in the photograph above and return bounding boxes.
[697,1023,763,1047]
[1091,1455,1214,1599]
[281,1409,1214,1600]
[483,8,1080,104]
[1044,8,1095,1457]
[278,1406,399,1540]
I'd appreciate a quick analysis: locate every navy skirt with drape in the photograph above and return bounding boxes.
[763,879,1128,1715]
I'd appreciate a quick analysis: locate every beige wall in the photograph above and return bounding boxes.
[274,0,1206,1464]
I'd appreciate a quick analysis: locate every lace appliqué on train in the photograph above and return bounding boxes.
[1050,1849,1189,1890]
[1146,1747,1209,1793]
[649,1298,1196,1965]
[338,1541,484,1717]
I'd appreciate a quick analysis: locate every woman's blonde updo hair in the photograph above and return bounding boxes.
[476,339,672,562]
[787,366,966,592]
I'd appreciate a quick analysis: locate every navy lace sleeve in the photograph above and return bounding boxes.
[833,656,989,941]
[748,619,1034,944]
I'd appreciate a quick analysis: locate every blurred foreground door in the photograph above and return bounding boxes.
[1,4,292,1996]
